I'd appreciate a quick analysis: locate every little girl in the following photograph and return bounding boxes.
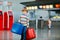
[18,7,30,40]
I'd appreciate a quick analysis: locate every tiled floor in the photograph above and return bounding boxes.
[0,30,21,40]
[0,26,60,40]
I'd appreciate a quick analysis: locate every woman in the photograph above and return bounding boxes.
[47,19,52,29]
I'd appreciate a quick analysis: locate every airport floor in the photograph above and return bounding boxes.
[0,26,60,40]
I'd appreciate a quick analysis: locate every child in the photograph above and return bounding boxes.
[19,7,30,40]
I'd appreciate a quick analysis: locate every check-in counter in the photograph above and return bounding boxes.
[8,10,13,30]
[4,12,8,30]
[29,18,36,29]
[51,18,60,27]
[29,18,44,29]
[29,18,60,29]
[0,10,3,30]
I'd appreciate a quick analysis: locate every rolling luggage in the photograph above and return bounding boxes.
[26,28,36,39]
[11,22,24,35]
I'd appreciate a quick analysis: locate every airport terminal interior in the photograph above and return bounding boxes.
[0,0,60,40]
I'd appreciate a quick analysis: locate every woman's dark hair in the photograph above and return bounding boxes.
[40,16,42,18]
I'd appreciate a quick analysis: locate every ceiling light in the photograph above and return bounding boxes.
[28,7,32,10]
[55,4,60,8]
[39,5,42,8]
[31,6,35,10]
[49,5,53,8]
[34,6,38,9]
[26,7,29,10]
[46,5,50,9]
[43,5,46,9]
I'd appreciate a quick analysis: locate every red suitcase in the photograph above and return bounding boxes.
[26,38,31,40]
[26,28,36,39]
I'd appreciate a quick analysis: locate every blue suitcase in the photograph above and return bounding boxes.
[11,22,24,35]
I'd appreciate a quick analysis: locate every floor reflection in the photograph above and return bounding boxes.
[0,26,60,40]
[0,31,13,40]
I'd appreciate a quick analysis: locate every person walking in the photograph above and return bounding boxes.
[47,19,52,29]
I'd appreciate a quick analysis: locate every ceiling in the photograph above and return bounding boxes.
[20,0,60,6]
